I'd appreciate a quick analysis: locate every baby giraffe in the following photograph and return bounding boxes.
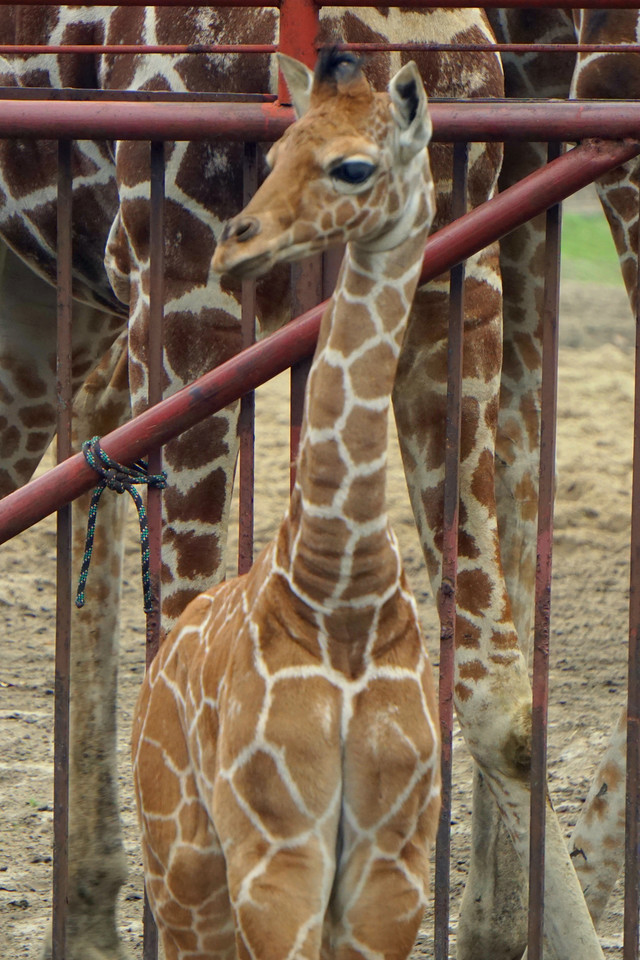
[132,49,440,960]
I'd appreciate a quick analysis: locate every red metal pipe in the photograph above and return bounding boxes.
[146,140,165,662]
[340,42,640,54]
[323,0,640,6]
[0,0,634,6]
[0,137,637,545]
[278,0,319,478]
[0,308,316,545]
[278,0,319,98]
[0,88,276,102]
[0,99,292,142]
[0,43,278,55]
[1,42,639,55]
[0,99,640,143]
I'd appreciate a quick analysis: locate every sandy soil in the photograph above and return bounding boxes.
[0,230,635,955]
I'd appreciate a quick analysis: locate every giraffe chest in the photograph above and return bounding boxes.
[168,574,439,862]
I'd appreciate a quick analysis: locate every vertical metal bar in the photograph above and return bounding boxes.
[277,0,320,489]
[623,180,640,960]
[277,0,319,98]
[52,137,73,960]
[146,138,165,664]
[528,140,562,959]
[143,138,165,960]
[434,141,467,960]
[238,141,258,575]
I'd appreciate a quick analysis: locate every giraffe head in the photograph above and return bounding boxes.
[212,49,433,278]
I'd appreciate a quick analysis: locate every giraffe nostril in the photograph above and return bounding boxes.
[220,216,261,245]
[234,216,261,243]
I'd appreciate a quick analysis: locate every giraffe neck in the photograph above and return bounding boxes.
[284,197,431,612]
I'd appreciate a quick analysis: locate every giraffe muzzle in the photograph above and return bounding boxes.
[219,215,261,245]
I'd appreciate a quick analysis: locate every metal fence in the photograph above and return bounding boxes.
[0,2,639,959]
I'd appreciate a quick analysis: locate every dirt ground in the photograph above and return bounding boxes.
[0,203,635,956]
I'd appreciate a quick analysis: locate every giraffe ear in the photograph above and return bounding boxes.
[277,53,314,118]
[389,61,432,162]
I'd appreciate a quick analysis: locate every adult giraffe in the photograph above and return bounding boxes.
[0,4,634,960]
[456,9,640,958]
[0,7,503,959]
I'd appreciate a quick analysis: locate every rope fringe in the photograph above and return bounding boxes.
[76,436,168,614]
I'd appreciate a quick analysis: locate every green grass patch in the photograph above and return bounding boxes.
[561,210,622,286]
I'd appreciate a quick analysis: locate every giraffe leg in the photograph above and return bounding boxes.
[568,707,627,926]
[552,17,640,927]
[457,141,550,960]
[454,14,579,954]
[530,159,640,932]
[327,814,436,960]
[0,241,130,957]
[42,335,133,960]
[396,206,606,960]
[456,772,527,960]
[552,130,640,936]
[594,161,640,317]
[132,685,233,960]
[133,654,334,960]
[394,241,535,960]
[0,241,59,494]
[111,140,243,627]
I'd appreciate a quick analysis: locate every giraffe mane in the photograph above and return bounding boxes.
[314,47,364,91]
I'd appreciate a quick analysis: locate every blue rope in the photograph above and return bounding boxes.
[76,436,167,614]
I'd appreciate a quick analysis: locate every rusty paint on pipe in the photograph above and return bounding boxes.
[0,138,637,546]
[52,138,73,960]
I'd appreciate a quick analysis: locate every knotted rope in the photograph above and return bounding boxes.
[76,436,167,614]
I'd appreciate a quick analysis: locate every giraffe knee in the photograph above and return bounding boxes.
[464,696,532,780]
[501,701,532,778]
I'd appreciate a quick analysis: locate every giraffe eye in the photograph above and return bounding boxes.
[330,160,376,185]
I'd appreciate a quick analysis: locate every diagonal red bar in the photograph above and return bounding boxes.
[0,136,637,545]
